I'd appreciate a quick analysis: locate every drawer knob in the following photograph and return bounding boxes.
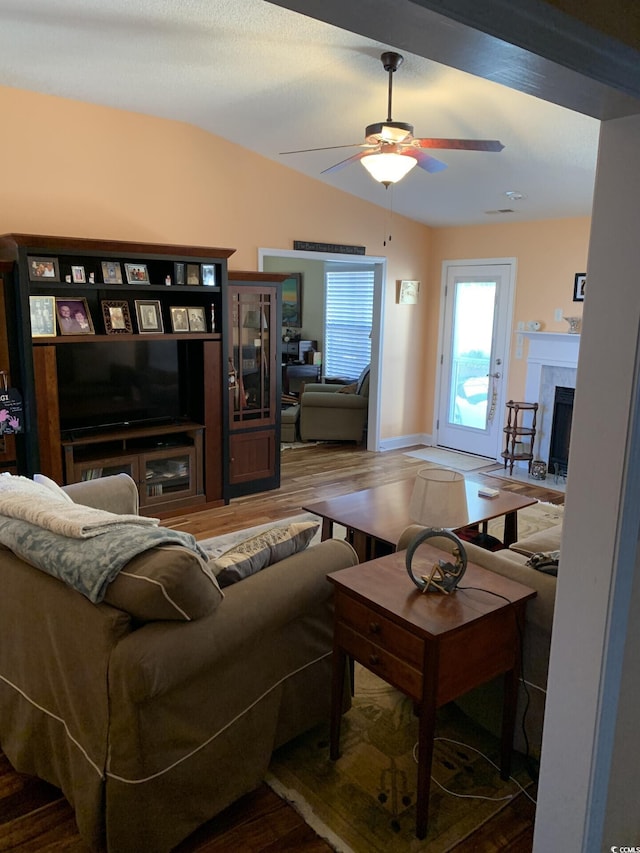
[369,622,381,634]
[369,654,380,666]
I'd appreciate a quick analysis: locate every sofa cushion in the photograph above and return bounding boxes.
[509,523,563,556]
[104,544,223,621]
[212,521,319,587]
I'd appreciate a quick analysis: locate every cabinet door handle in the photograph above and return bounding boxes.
[369,622,381,634]
[369,654,380,666]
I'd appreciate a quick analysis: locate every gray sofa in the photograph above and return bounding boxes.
[398,518,562,759]
[0,474,358,852]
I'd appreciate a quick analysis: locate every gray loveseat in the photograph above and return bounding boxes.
[398,517,562,760]
[0,474,358,852]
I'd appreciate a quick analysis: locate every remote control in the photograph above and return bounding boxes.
[478,486,500,498]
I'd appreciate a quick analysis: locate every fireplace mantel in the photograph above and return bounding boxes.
[522,332,580,369]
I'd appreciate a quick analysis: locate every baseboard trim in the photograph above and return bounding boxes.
[378,433,432,452]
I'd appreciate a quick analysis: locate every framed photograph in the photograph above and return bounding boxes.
[398,279,420,304]
[174,262,185,286]
[125,263,150,284]
[186,264,200,286]
[573,273,586,302]
[55,297,95,335]
[101,300,132,334]
[71,265,86,284]
[101,261,123,284]
[187,306,207,332]
[28,256,60,282]
[281,273,302,328]
[201,264,216,287]
[135,299,164,333]
[29,295,56,337]
[170,306,190,332]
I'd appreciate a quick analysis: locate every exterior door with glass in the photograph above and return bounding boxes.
[436,262,515,458]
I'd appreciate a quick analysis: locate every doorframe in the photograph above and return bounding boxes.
[258,247,386,451]
[433,257,517,461]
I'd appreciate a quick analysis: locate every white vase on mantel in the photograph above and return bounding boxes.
[564,316,581,334]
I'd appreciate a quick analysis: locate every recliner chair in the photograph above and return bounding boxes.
[299,365,369,443]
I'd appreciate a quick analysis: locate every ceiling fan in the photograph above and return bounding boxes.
[281,51,504,186]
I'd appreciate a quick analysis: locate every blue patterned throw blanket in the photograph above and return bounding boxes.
[0,474,208,602]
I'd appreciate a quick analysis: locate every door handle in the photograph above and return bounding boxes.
[487,372,501,379]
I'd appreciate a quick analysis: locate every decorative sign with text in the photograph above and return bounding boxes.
[293,240,366,256]
[0,388,24,434]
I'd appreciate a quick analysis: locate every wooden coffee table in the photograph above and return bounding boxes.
[303,479,536,562]
[328,548,536,839]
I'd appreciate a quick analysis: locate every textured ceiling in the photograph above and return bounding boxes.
[0,0,601,227]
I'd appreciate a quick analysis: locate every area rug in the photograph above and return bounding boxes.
[404,447,493,471]
[267,665,533,853]
[486,500,564,542]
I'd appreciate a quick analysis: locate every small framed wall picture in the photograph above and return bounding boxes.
[187,306,207,331]
[170,306,190,332]
[71,265,86,284]
[573,273,586,302]
[102,300,133,334]
[135,299,164,333]
[27,256,60,282]
[186,264,200,285]
[101,261,123,284]
[125,263,150,284]
[398,280,420,304]
[201,264,216,287]
[55,297,95,335]
[29,295,56,337]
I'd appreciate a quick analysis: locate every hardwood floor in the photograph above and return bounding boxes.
[1,444,560,852]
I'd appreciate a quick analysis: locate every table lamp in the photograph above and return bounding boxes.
[405,466,469,594]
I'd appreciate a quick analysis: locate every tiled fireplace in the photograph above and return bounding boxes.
[522,332,580,469]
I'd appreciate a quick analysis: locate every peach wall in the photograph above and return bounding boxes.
[426,218,591,427]
[0,84,431,440]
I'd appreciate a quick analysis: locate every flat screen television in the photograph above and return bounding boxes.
[56,340,190,437]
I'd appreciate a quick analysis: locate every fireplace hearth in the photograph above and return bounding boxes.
[548,386,575,477]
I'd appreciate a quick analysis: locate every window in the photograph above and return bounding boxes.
[324,265,374,380]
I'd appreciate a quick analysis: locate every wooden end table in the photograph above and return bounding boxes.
[328,548,536,839]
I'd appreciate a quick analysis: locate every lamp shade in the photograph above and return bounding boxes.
[361,151,417,185]
[408,467,469,529]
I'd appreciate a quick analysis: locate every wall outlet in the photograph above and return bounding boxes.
[554,308,563,322]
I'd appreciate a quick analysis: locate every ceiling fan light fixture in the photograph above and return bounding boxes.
[361,151,417,186]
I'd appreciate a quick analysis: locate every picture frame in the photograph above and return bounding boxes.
[281,273,302,328]
[398,279,420,305]
[170,306,190,332]
[101,300,133,334]
[201,264,216,287]
[29,295,56,337]
[186,264,200,286]
[55,297,95,335]
[125,263,150,284]
[27,256,60,282]
[101,261,123,284]
[71,265,86,284]
[174,262,185,286]
[187,306,207,332]
[573,273,586,302]
[135,299,164,333]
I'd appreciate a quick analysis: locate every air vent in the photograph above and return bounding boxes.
[485,208,516,215]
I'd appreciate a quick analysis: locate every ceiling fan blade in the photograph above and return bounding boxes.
[321,150,371,175]
[280,142,366,155]
[413,138,504,152]
[405,149,448,174]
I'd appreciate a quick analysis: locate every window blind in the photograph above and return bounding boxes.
[325,266,374,380]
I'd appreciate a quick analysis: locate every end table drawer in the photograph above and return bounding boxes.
[336,624,423,700]
[335,595,424,669]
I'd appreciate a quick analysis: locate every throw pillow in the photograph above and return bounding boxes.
[33,473,75,503]
[212,521,319,587]
[104,544,224,621]
[337,383,358,394]
[526,550,560,576]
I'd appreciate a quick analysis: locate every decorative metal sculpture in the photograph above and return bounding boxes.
[405,527,468,594]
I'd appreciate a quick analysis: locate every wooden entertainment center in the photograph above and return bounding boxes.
[0,234,283,513]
